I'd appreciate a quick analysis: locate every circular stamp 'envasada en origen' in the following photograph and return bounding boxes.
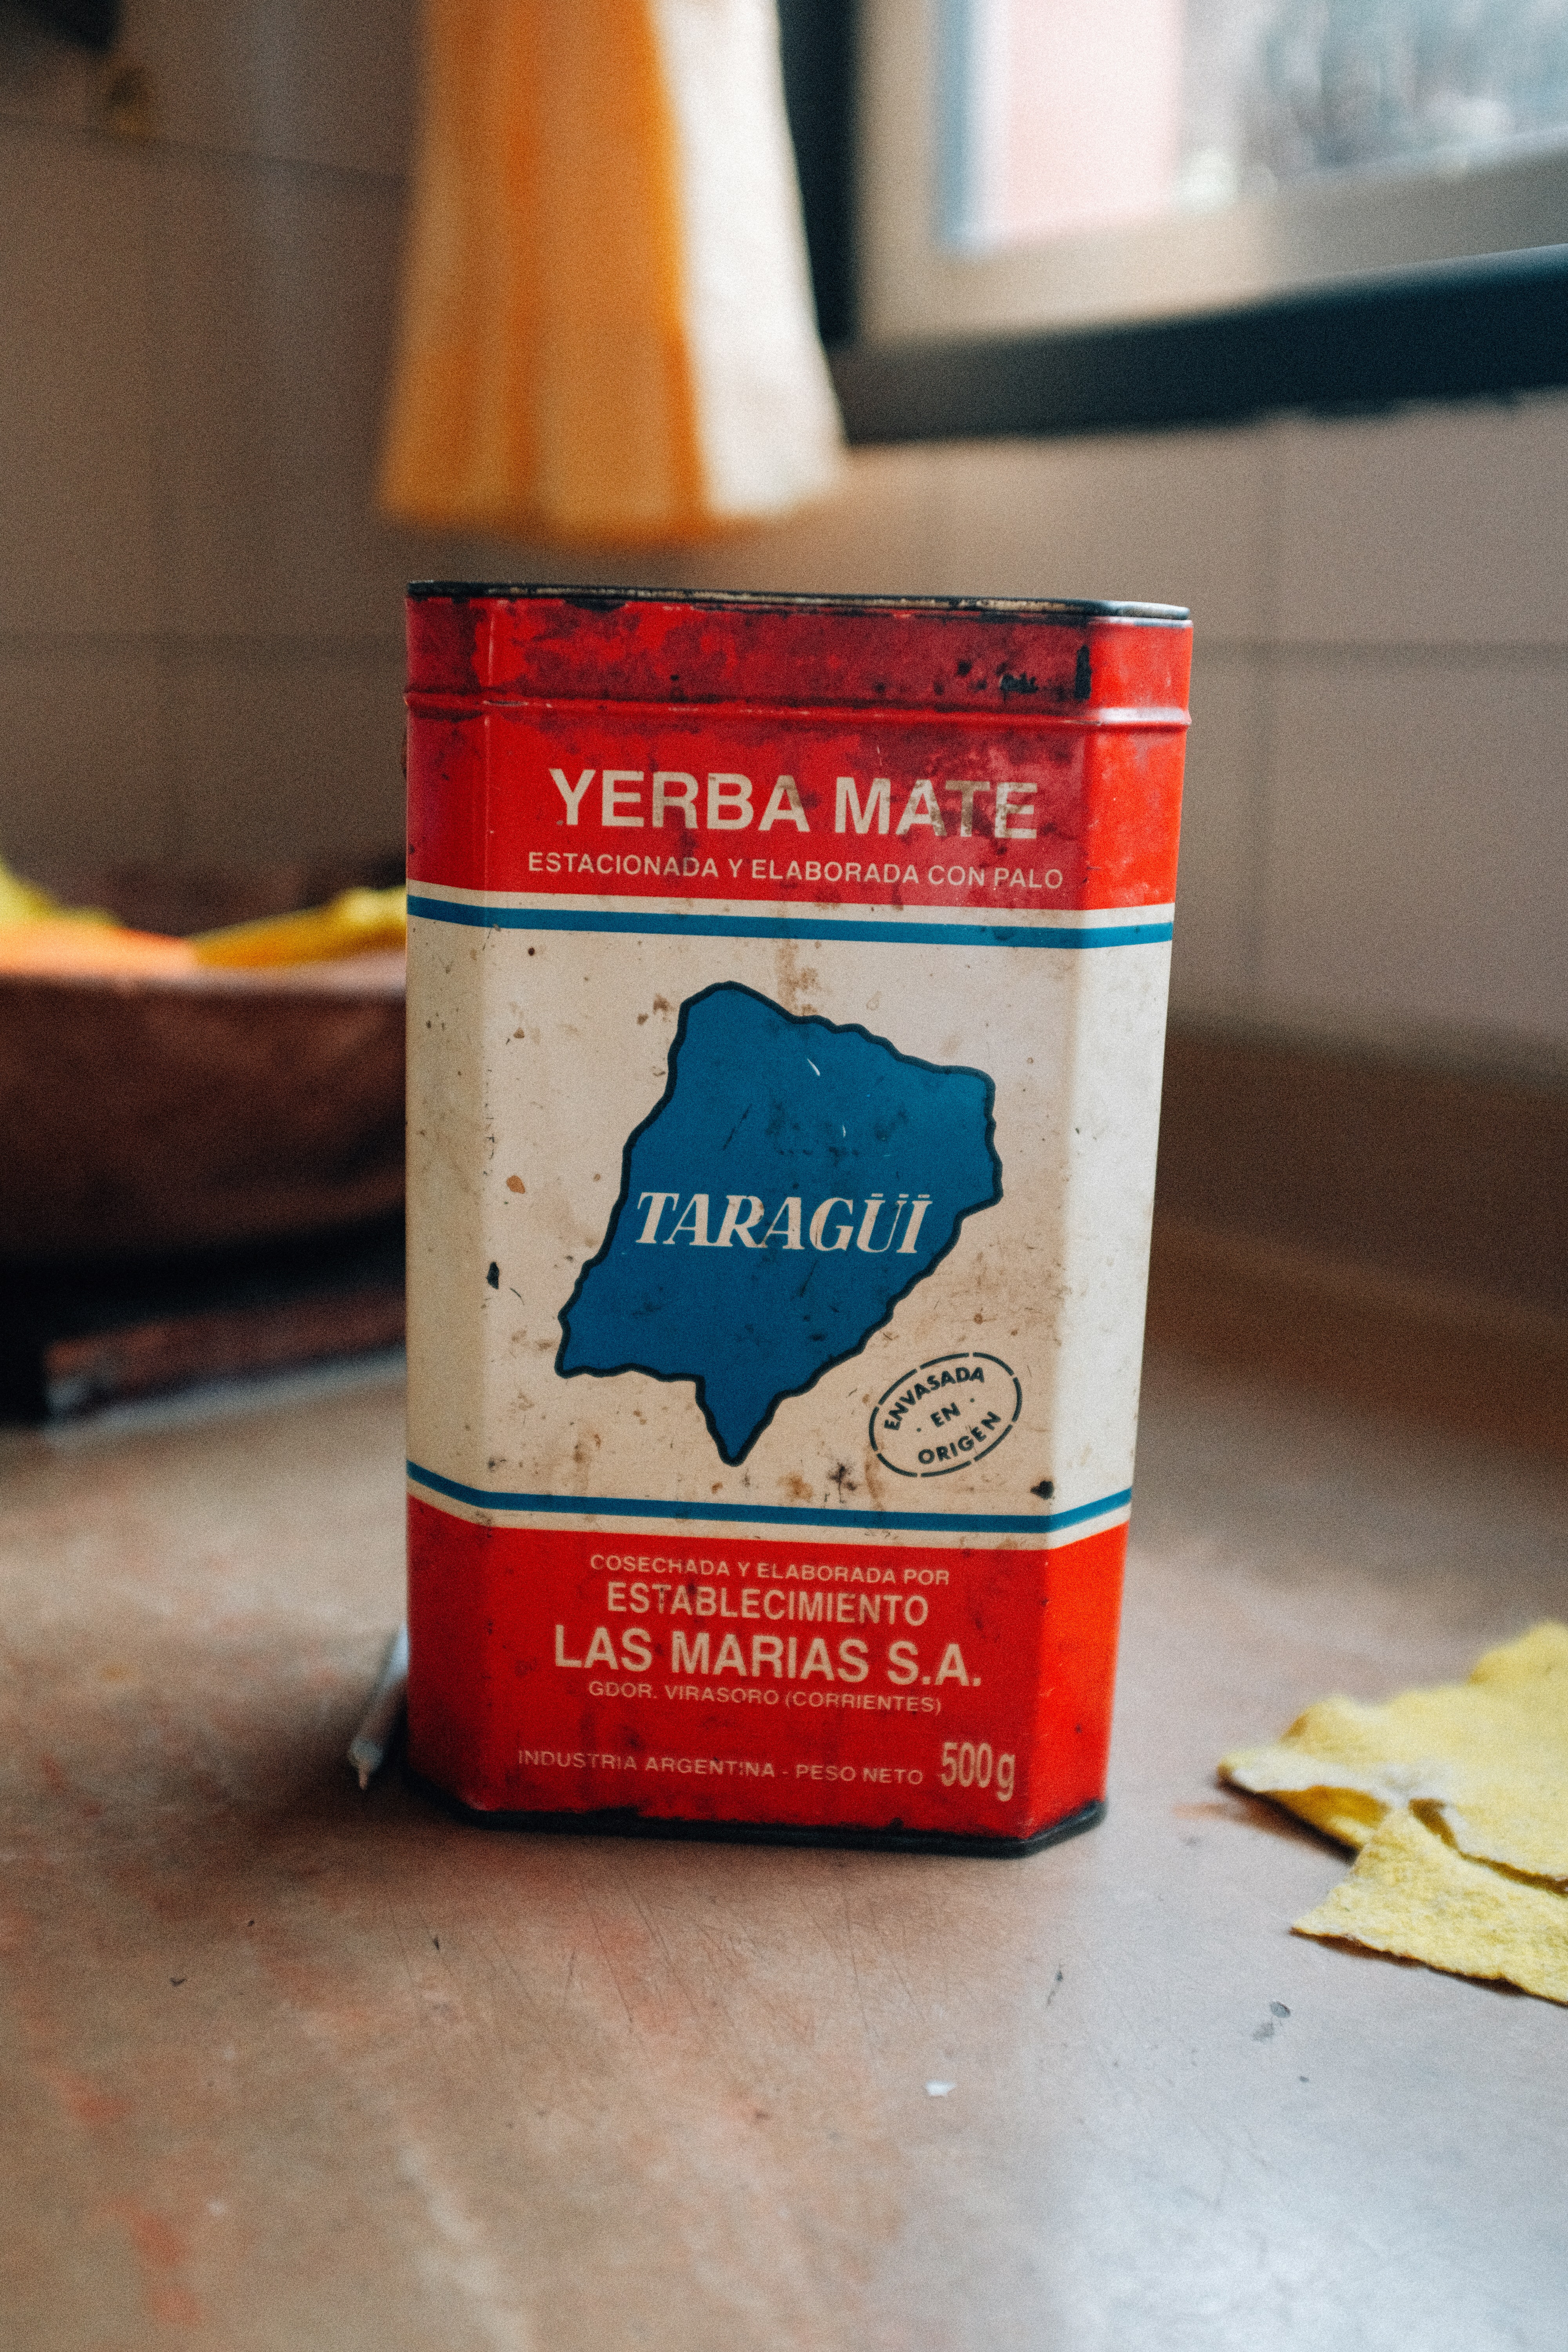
[870,1351,1022,1477]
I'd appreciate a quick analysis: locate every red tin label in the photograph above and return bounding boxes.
[408,706,1183,913]
[408,1499,1125,1842]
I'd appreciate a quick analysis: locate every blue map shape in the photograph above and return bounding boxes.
[557,984,1002,1464]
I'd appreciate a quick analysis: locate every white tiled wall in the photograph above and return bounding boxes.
[129,0,416,176]
[678,405,1568,1055]
[2,3,1565,1055]
[0,0,485,871]
[0,131,158,639]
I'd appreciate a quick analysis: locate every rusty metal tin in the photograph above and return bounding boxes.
[404,584,1190,1852]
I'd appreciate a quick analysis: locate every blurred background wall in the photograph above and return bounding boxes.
[3,0,1566,1072]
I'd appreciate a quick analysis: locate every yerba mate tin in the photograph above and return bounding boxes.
[405,585,1190,1853]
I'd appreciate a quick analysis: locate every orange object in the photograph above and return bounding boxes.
[191,885,408,967]
[379,0,840,543]
[0,922,198,977]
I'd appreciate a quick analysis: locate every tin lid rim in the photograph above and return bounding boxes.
[405,581,1190,624]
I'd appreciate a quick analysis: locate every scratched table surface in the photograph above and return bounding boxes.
[3,1353,1565,2352]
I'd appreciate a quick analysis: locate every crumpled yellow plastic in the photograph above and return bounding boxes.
[1221,1624,1568,2004]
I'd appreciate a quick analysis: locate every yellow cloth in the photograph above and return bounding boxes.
[1221,1624,1568,2005]
[0,855,407,971]
[191,886,408,967]
[0,855,112,929]
[1293,1809,1568,2007]
[379,0,842,544]
[0,859,60,924]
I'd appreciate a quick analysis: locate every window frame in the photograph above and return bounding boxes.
[780,0,1568,443]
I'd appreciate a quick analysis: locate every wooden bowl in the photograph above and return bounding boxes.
[0,863,405,1265]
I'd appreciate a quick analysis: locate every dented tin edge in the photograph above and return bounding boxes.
[404,1773,1108,1858]
[406,579,1191,625]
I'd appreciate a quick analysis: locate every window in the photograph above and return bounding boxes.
[784,0,1568,438]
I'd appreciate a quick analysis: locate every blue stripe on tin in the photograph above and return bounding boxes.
[407,897,1172,950]
[407,1459,1132,1538]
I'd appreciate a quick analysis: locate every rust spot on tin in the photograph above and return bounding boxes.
[771,942,819,1014]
